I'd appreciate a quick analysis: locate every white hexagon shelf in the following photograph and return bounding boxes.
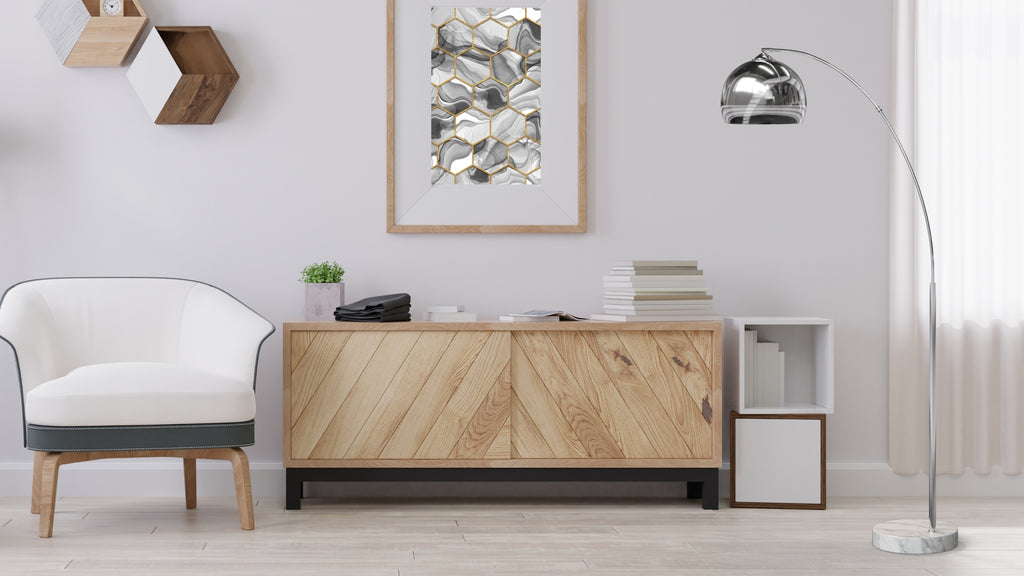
[36,0,148,67]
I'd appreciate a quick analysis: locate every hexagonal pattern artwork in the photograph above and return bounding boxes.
[430,7,541,185]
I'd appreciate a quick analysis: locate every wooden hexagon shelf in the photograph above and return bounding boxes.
[36,0,148,67]
[127,26,239,125]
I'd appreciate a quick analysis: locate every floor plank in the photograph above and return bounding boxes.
[0,497,1021,575]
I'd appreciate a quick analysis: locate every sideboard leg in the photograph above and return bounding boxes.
[285,469,302,510]
[701,469,719,510]
[686,482,703,500]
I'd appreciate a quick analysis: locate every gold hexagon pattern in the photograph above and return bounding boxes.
[430,7,541,185]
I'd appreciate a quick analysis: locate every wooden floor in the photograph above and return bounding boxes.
[1,496,1022,575]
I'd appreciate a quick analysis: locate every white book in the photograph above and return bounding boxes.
[777,351,786,407]
[607,268,703,276]
[602,293,713,301]
[755,341,780,408]
[603,301,714,310]
[423,311,477,322]
[604,286,708,293]
[604,289,710,296]
[611,260,699,268]
[427,305,465,313]
[744,330,757,410]
[590,313,712,322]
[602,305,714,315]
[603,276,706,285]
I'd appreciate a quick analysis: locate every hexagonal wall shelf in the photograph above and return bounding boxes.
[36,0,148,67]
[127,26,239,125]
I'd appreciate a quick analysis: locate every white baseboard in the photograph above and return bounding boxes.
[2,460,1022,499]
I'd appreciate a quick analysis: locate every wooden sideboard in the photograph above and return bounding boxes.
[283,320,722,509]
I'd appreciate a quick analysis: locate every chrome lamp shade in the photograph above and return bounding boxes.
[721,54,806,125]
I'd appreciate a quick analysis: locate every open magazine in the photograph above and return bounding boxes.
[498,310,587,322]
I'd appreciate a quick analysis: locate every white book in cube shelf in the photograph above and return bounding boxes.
[727,317,834,415]
[744,330,756,410]
[754,341,781,408]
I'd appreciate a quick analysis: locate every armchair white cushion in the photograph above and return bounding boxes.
[0,277,275,537]
[25,362,256,426]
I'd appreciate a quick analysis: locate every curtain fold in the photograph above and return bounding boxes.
[889,0,1024,476]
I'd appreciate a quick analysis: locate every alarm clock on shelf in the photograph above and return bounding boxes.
[100,0,123,17]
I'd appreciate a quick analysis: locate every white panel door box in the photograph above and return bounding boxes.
[731,412,825,509]
[725,317,834,414]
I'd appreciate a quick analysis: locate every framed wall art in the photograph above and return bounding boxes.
[387,0,587,233]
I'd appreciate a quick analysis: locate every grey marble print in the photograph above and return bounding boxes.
[431,6,541,185]
[437,78,472,114]
[510,20,540,54]
[473,78,508,114]
[456,49,491,85]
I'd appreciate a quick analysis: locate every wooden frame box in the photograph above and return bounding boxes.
[387,1,587,233]
[36,0,148,67]
[730,412,826,509]
[127,26,239,125]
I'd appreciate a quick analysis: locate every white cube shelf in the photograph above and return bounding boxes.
[725,316,834,414]
[731,413,826,509]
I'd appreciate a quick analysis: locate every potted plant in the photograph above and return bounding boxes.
[300,260,345,321]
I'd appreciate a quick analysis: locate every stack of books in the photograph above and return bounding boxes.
[744,330,785,408]
[422,305,477,322]
[590,260,713,322]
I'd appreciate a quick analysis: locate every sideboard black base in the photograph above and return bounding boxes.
[285,467,719,511]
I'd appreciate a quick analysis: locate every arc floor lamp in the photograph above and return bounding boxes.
[721,48,957,554]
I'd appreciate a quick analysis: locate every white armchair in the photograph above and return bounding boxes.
[0,277,274,537]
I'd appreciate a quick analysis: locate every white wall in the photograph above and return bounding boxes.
[0,0,939,497]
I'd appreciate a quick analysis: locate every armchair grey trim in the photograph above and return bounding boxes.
[26,420,256,452]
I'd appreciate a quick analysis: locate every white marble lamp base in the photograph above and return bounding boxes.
[873,520,958,554]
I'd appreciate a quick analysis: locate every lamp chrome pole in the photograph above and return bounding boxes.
[721,48,957,554]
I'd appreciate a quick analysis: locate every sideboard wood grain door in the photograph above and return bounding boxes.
[288,330,511,461]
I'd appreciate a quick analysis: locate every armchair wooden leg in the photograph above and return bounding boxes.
[226,448,254,530]
[183,458,197,509]
[38,452,62,538]
[31,451,44,514]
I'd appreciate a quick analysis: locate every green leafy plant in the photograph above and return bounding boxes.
[300,261,345,284]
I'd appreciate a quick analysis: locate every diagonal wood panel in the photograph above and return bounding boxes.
[342,331,456,459]
[289,330,318,372]
[653,331,714,424]
[510,389,556,459]
[578,331,694,459]
[290,332,383,459]
[448,374,511,459]
[309,332,422,459]
[415,332,510,458]
[511,339,588,458]
[514,333,625,459]
[618,331,711,458]
[686,330,714,369]
[290,331,352,423]
[379,331,494,459]
[485,415,512,459]
[545,332,658,458]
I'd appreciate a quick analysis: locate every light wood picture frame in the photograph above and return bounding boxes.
[387,0,587,233]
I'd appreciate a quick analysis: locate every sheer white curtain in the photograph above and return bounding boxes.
[890,0,1024,475]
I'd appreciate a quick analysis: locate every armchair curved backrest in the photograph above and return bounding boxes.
[0,277,275,420]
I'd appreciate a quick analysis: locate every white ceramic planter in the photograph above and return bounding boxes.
[304,282,344,321]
